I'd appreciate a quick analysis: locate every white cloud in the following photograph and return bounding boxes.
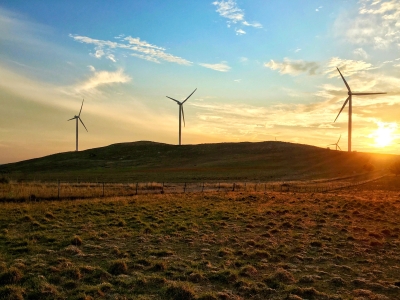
[107,54,116,62]
[212,0,262,35]
[242,21,262,28]
[70,34,192,66]
[264,58,320,76]
[199,61,231,72]
[92,49,104,59]
[353,48,369,59]
[325,57,375,78]
[336,0,400,49]
[75,69,131,93]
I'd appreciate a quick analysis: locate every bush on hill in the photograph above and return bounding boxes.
[390,160,400,176]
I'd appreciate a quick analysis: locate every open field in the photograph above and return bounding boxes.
[0,170,388,202]
[1,176,400,299]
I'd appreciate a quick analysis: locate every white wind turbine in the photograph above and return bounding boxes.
[328,135,342,151]
[166,88,197,145]
[68,99,88,152]
[334,67,386,152]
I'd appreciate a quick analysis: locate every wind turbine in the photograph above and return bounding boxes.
[166,88,197,145]
[328,135,342,151]
[334,67,386,152]
[68,99,88,152]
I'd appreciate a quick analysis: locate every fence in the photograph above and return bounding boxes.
[0,173,388,202]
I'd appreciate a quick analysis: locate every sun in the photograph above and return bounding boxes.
[370,122,398,148]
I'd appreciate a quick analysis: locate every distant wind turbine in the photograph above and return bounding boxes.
[68,99,88,152]
[328,135,342,151]
[166,88,197,145]
[334,67,386,152]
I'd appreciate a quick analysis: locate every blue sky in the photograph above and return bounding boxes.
[1,0,400,163]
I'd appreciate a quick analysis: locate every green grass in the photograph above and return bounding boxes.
[1,141,397,182]
[0,177,400,299]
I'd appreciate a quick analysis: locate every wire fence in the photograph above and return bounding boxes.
[0,173,388,202]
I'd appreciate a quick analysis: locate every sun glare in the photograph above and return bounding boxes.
[370,122,398,148]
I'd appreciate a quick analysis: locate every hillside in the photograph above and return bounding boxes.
[0,141,397,182]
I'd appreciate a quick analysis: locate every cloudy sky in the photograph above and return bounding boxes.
[1,0,400,163]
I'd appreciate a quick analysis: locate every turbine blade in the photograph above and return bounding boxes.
[334,96,350,123]
[181,105,185,127]
[351,92,387,95]
[78,99,84,116]
[67,117,76,121]
[337,134,341,143]
[166,96,181,104]
[79,117,88,132]
[337,145,342,151]
[182,88,197,104]
[337,67,351,92]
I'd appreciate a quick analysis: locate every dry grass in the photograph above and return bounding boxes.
[0,176,400,299]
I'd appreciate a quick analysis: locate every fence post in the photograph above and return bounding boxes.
[58,180,60,199]
[245,182,246,191]
[136,183,138,195]
[233,183,235,192]
[184,183,186,193]
[264,183,266,192]
[255,183,257,192]
[218,182,220,192]
[202,182,204,192]
[162,182,164,193]
[102,182,105,197]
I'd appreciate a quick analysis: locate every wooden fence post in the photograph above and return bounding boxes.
[58,180,60,199]
[218,182,220,192]
[162,182,164,193]
[136,182,138,195]
[255,183,257,192]
[184,183,186,193]
[202,182,205,192]
[233,183,235,192]
[102,182,105,197]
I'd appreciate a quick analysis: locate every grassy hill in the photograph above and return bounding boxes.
[0,141,397,182]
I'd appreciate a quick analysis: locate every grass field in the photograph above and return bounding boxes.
[1,176,400,299]
[1,141,398,183]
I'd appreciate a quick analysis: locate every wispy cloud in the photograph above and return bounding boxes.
[325,57,375,77]
[335,0,400,49]
[353,48,369,59]
[264,58,320,76]
[70,34,192,66]
[212,0,262,35]
[235,29,246,35]
[199,61,231,72]
[74,67,131,93]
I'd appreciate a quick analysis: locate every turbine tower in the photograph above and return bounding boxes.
[328,135,342,151]
[68,99,88,152]
[334,67,386,152]
[166,88,197,145]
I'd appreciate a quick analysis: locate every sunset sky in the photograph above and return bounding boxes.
[1,0,400,164]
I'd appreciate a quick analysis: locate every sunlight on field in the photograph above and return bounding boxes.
[0,176,400,299]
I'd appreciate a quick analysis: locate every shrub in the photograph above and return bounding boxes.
[0,177,9,184]
[108,260,128,275]
[164,281,196,300]
[71,236,82,246]
[390,160,400,176]
[0,267,23,284]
